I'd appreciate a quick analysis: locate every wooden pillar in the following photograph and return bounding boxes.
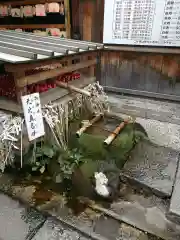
[83,1,94,41]
[64,0,71,38]
[13,71,26,104]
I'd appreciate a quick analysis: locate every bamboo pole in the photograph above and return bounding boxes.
[76,114,102,137]
[104,119,129,146]
[56,81,92,97]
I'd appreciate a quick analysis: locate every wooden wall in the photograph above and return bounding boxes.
[71,0,103,42]
[100,50,180,100]
[71,0,180,100]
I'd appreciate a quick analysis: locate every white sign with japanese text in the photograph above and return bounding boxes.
[103,0,180,47]
[21,93,45,141]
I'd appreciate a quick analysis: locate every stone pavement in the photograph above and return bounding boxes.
[121,140,179,197]
[0,189,155,240]
[0,192,91,240]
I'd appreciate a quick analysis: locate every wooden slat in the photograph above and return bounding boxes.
[16,59,96,87]
[0,0,64,6]
[0,24,65,29]
[4,51,97,72]
[4,56,69,72]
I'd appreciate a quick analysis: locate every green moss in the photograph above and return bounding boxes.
[72,122,147,169]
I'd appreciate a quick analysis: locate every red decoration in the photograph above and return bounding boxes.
[27,72,81,94]
[0,73,17,101]
[0,71,81,101]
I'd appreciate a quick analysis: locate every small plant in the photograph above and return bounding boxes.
[56,148,85,182]
[29,142,57,174]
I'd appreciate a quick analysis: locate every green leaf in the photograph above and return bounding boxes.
[42,145,54,158]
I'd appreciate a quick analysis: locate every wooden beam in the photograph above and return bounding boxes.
[0,24,65,30]
[4,57,68,72]
[104,45,180,55]
[4,51,100,72]
[0,0,64,7]
[16,59,96,87]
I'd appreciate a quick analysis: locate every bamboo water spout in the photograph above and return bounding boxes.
[104,119,130,146]
[76,114,103,137]
[56,81,92,97]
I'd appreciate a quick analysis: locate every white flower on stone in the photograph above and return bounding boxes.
[94,172,110,197]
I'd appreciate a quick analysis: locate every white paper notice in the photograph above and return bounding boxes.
[21,93,45,141]
[103,0,180,47]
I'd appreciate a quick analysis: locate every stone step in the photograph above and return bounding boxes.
[40,182,180,240]
[87,183,180,240]
[43,197,158,240]
[108,94,180,125]
[108,94,180,151]
[0,172,157,240]
[0,192,97,240]
[168,160,180,224]
[0,192,46,240]
[120,140,179,198]
[0,161,178,240]
[32,217,92,240]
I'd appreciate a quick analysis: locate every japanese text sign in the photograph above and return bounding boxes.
[21,93,45,141]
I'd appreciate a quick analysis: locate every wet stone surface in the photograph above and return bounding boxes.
[32,217,89,240]
[0,172,14,193]
[110,184,180,240]
[94,215,120,240]
[118,223,149,240]
[48,204,97,236]
[121,140,179,197]
[0,192,46,240]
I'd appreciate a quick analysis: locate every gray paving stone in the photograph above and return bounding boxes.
[32,218,85,240]
[48,205,95,235]
[135,118,180,151]
[46,204,109,240]
[0,193,46,240]
[168,160,180,223]
[121,140,179,197]
[118,223,149,240]
[94,215,120,240]
[109,186,180,240]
